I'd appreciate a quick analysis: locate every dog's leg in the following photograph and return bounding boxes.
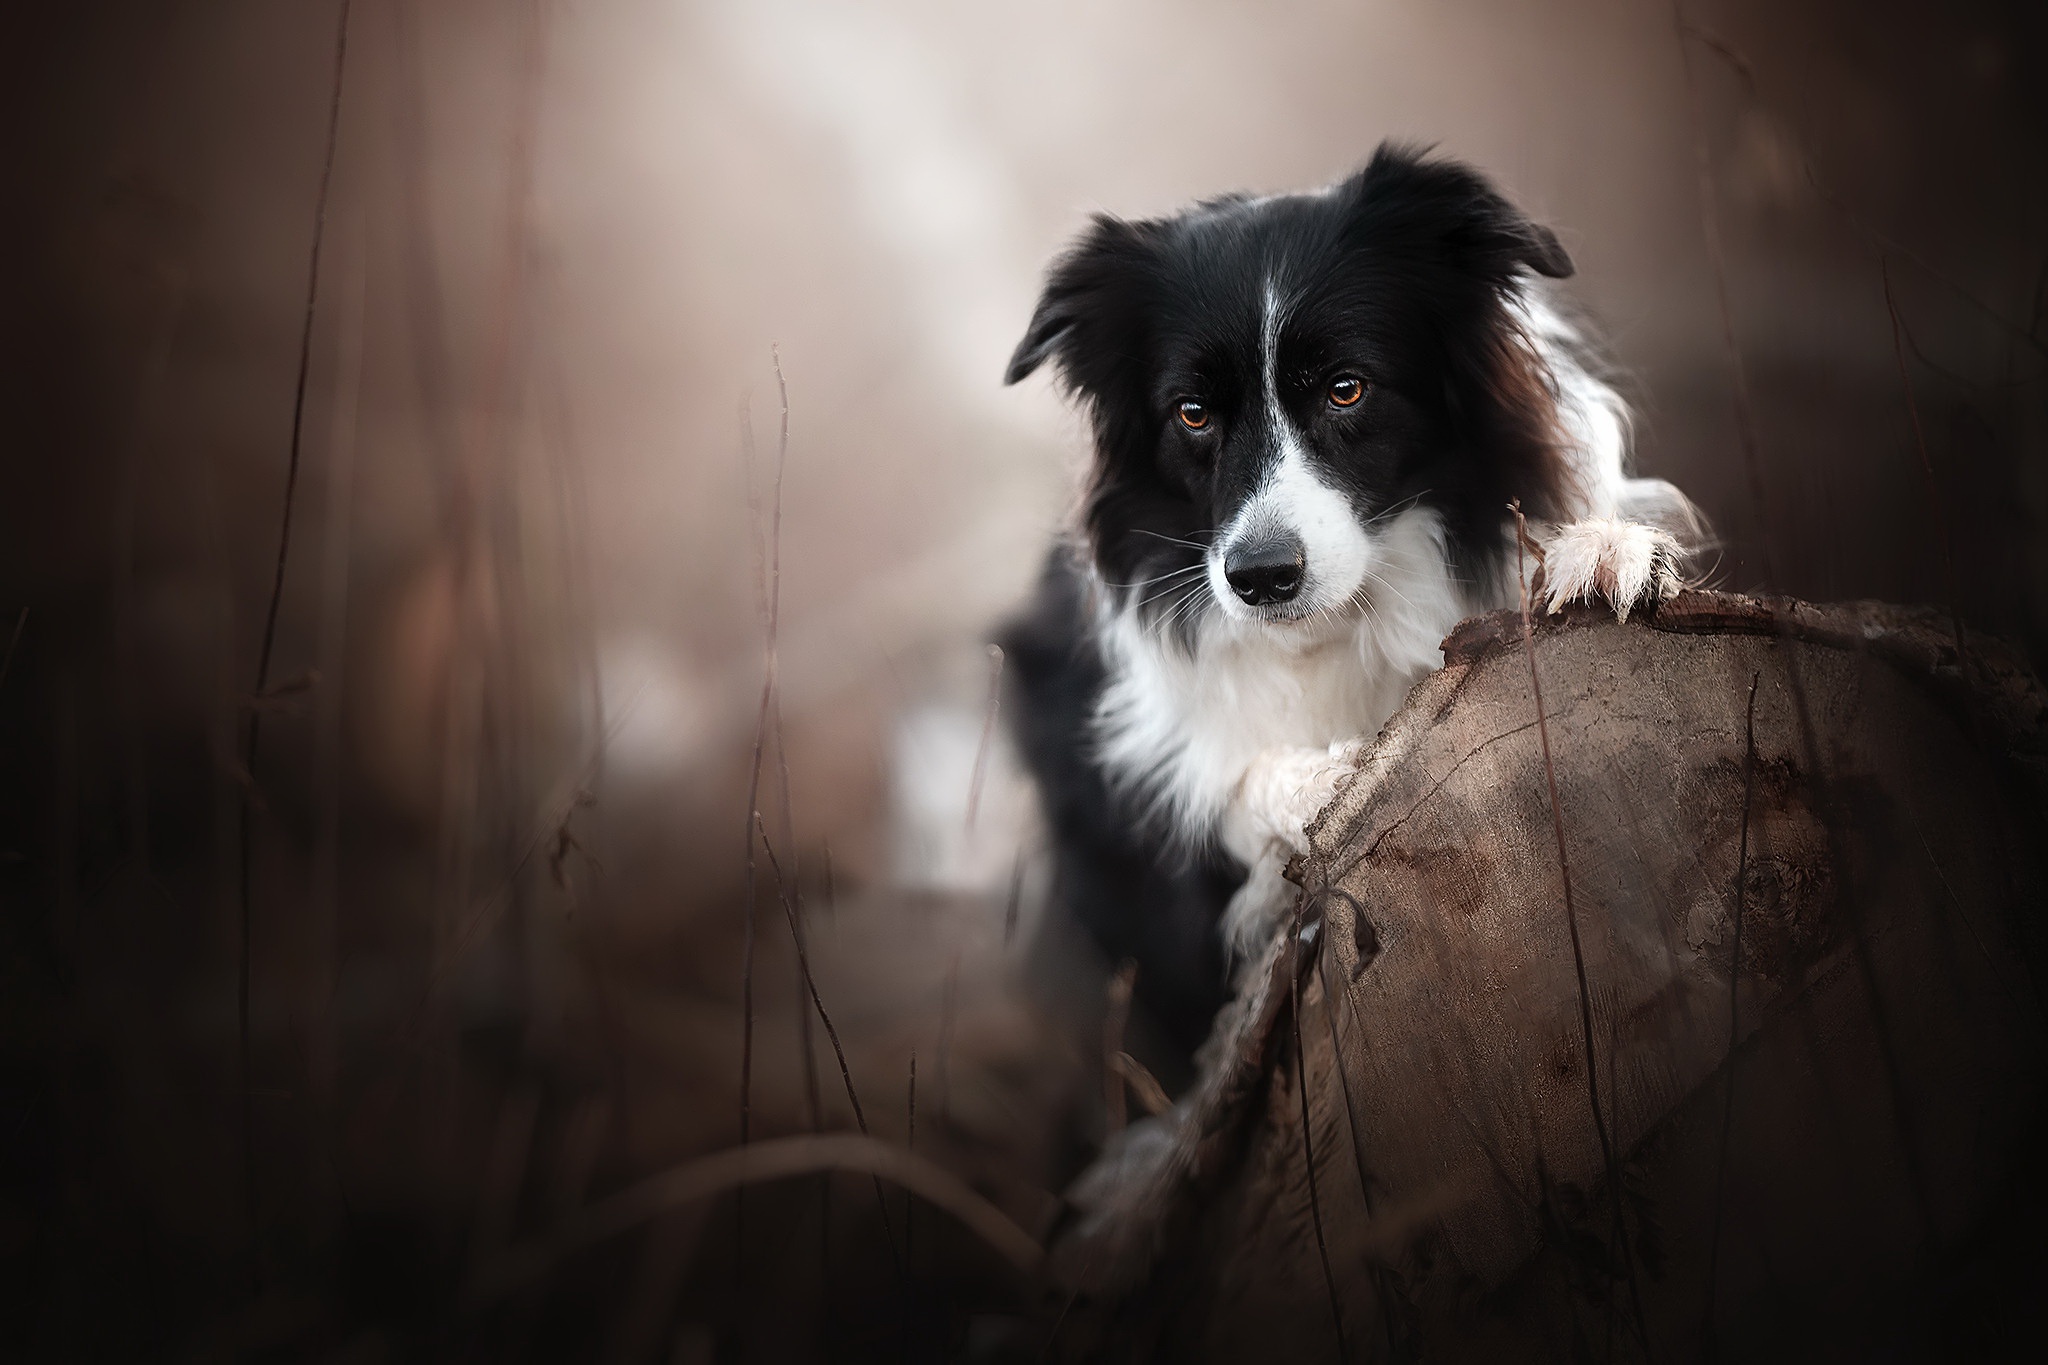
[1216,739,1370,956]
[1219,856,1295,966]
[1220,740,1372,863]
[1538,516,1686,622]
[1050,923,1302,1296]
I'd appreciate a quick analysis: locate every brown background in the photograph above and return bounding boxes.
[2,0,2043,1358]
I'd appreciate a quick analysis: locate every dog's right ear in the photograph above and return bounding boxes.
[1339,143,1576,285]
[1005,214,1155,387]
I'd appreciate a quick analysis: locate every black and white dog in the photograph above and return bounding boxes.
[1001,145,1702,1051]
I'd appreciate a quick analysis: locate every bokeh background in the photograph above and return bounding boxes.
[4,0,2044,1358]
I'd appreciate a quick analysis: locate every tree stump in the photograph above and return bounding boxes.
[1051,592,2048,1362]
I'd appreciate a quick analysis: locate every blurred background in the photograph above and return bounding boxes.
[3,0,2044,1358]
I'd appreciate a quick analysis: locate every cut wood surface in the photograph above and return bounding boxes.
[1051,592,2048,1362]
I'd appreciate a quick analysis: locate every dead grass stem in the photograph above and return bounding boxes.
[238,0,354,1282]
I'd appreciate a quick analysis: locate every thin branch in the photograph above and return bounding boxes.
[305,223,365,1241]
[1512,503,1654,1359]
[238,0,353,1282]
[1289,902,1349,1361]
[1676,20,1756,94]
[762,346,823,1141]
[1679,18,2048,362]
[755,815,904,1283]
[1315,909,1409,1358]
[1671,0,1774,584]
[1802,163,2048,363]
[1312,894,1375,1219]
[1106,1052,1172,1117]
[735,344,791,1273]
[735,414,766,1267]
[462,1133,1042,1307]
[1671,12,1945,1239]
[1704,672,1760,1333]
[737,551,767,1151]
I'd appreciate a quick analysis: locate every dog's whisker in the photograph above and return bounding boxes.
[1130,527,1219,550]
[1364,559,1466,595]
[1128,568,1212,604]
[1364,490,1432,526]
[1363,570,1420,613]
[1166,583,1214,631]
[1138,577,1209,610]
[1142,578,1207,631]
[1113,562,1210,589]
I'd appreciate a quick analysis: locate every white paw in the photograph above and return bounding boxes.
[1539,517,1685,622]
[1221,738,1371,867]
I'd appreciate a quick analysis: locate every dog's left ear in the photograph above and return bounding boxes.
[1503,220,1574,280]
[1341,143,1575,283]
[1006,213,1156,386]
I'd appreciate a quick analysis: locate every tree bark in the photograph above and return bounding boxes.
[1053,592,2048,1362]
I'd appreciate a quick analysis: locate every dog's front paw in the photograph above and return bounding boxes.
[1223,738,1371,865]
[1539,517,1685,622]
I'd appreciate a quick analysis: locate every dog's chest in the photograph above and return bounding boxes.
[1093,613,1439,834]
[1186,637,1399,759]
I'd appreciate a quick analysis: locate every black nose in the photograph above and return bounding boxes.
[1224,537,1305,606]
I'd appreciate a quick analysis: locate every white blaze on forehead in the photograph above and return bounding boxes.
[1261,280,1286,439]
[1208,282,1371,617]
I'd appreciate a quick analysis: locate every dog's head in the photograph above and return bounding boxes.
[1008,144,1581,641]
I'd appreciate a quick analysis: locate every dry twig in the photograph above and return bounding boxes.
[463,1133,1041,1307]
[755,815,904,1282]
[1512,501,1653,1358]
[238,0,353,1279]
[1704,672,1761,1331]
[1288,903,1348,1361]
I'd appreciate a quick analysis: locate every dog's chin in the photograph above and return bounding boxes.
[1207,581,1366,643]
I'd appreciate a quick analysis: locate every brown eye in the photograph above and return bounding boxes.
[1329,376,1367,408]
[1177,399,1210,431]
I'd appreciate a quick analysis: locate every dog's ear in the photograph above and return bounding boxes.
[1006,213,1157,386]
[1339,142,1574,282]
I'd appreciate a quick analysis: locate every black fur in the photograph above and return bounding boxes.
[1009,143,1577,639]
[1001,144,1582,1051]
[999,547,1236,1052]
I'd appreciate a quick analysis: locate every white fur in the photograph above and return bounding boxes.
[1089,278,1703,954]
[1540,518,1684,620]
[1205,284,1374,626]
[1511,290,1630,515]
[1094,504,1465,853]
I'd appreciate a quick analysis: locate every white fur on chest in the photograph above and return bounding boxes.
[1090,507,1470,848]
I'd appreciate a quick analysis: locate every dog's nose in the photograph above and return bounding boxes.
[1224,537,1305,606]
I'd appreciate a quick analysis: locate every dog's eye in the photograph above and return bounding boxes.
[1329,376,1368,408]
[1177,400,1210,431]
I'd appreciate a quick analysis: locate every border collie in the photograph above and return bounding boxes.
[1001,144,1703,1051]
